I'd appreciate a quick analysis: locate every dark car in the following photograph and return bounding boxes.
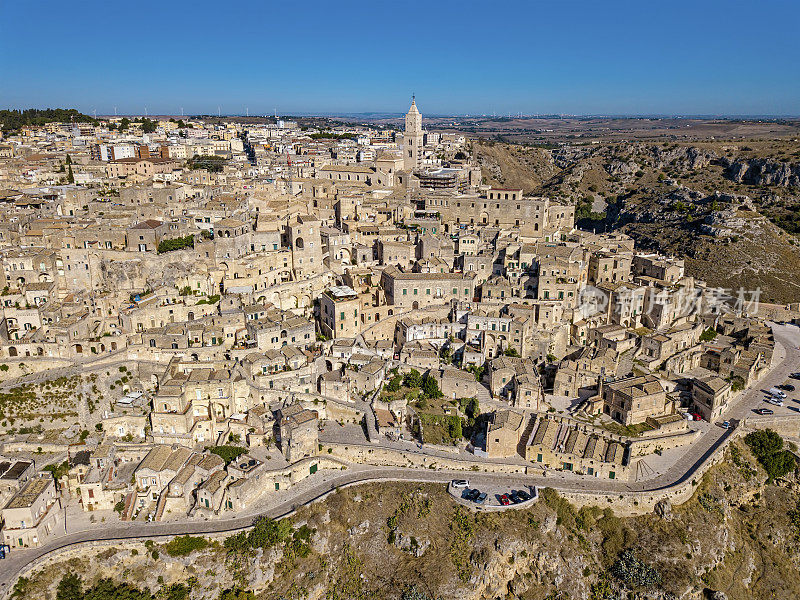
[509,491,521,503]
[463,488,480,501]
[779,384,796,391]
[516,490,532,502]
[476,492,487,504]
[499,494,511,506]
[790,373,800,380]
[755,408,774,415]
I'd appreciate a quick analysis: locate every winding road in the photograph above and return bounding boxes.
[1,323,798,597]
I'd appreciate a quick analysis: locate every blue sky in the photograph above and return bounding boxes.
[1,0,798,116]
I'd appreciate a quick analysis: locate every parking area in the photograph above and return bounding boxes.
[748,372,800,418]
[448,480,538,511]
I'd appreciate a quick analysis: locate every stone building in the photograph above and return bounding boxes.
[277,405,319,462]
[599,374,673,426]
[2,476,60,548]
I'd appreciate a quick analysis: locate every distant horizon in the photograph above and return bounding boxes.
[5,108,800,121]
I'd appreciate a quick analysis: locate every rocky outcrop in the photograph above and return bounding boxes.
[723,157,800,188]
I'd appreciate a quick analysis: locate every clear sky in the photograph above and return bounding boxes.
[1,0,798,117]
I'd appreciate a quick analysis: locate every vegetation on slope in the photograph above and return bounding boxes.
[0,108,96,134]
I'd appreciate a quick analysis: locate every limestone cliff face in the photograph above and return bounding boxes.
[722,157,800,188]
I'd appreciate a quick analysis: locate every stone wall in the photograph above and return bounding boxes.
[627,428,700,458]
[323,441,530,475]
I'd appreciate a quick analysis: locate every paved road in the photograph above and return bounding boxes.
[1,323,798,596]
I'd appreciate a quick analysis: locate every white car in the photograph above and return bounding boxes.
[765,398,784,407]
[451,479,470,489]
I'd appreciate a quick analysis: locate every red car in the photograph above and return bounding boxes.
[499,494,511,506]
[691,413,704,422]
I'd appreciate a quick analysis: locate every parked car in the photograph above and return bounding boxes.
[765,398,784,407]
[790,373,800,380]
[719,421,731,429]
[778,384,796,392]
[515,490,532,502]
[691,412,704,422]
[451,479,470,489]
[499,494,511,506]
[755,408,774,415]
[769,387,787,399]
[509,491,522,503]
[476,492,487,504]
[463,488,480,501]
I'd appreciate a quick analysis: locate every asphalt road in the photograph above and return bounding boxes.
[1,323,798,596]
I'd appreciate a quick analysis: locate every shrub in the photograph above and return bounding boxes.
[745,429,796,481]
[157,235,195,254]
[164,535,209,557]
[610,549,662,587]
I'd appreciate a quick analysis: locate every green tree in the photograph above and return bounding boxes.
[448,415,463,439]
[67,164,74,184]
[118,117,130,131]
[56,573,83,600]
[422,374,443,399]
[82,578,153,600]
[209,445,247,465]
[699,328,718,342]
[464,397,480,421]
[141,118,157,133]
[745,429,797,481]
[403,369,422,389]
[385,375,402,392]
[503,347,519,357]
[746,429,783,458]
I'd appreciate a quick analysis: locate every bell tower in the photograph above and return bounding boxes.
[403,96,423,172]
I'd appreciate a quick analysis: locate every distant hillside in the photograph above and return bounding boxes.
[475,138,800,303]
[0,108,96,133]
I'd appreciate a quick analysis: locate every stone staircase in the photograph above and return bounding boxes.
[153,491,168,522]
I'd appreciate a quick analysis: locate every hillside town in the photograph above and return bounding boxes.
[0,99,798,558]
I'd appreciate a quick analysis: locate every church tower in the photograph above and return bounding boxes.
[403,97,423,172]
